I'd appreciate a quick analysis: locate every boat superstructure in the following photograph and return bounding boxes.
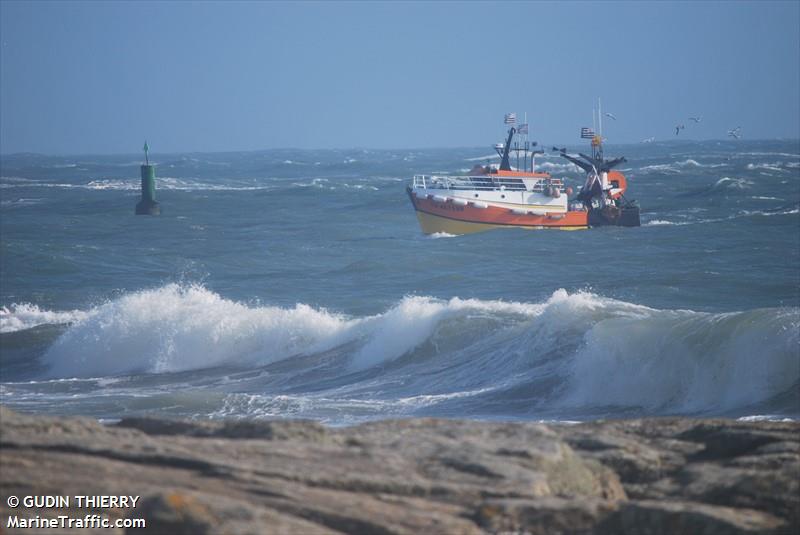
[408,171,587,234]
[407,111,640,234]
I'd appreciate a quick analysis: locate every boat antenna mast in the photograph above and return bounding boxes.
[593,97,604,162]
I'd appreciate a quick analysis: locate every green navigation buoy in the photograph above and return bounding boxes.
[135,141,161,215]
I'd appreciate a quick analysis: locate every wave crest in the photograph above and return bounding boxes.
[41,285,540,377]
[562,308,799,412]
[33,285,800,416]
[42,285,354,377]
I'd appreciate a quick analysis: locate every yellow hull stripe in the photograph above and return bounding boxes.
[415,210,588,235]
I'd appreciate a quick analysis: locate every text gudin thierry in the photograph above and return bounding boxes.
[13,495,139,508]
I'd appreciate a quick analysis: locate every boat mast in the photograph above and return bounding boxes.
[592,97,604,162]
[499,126,515,171]
[598,97,603,140]
[523,112,528,172]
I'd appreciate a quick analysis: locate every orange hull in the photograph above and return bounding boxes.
[408,189,588,234]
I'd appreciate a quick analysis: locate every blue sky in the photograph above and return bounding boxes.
[1,1,798,154]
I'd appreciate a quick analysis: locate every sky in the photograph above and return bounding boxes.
[1,1,799,154]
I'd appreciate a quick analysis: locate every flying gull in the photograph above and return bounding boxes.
[675,124,685,136]
[728,127,742,139]
[689,116,702,123]
[604,113,617,121]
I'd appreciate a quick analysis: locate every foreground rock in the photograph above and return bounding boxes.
[0,407,796,534]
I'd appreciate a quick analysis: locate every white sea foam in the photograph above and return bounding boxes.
[2,175,395,192]
[0,176,45,184]
[1,177,277,192]
[394,387,495,407]
[42,284,357,377]
[644,219,680,226]
[740,152,800,158]
[85,179,138,190]
[211,387,496,422]
[428,232,457,239]
[737,415,796,422]
[639,159,726,174]
[291,178,380,191]
[536,161,582,174]
[738,207,799,217]
[646,205,798,227]
[747,162,786,173]
[342,184,379,190]
[0,303,88,333]
[291,178,329,188]
[639,163,680,173]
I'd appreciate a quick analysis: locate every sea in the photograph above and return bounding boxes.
[1,139,798,425]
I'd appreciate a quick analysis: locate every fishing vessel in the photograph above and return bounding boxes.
[407,113,640,234]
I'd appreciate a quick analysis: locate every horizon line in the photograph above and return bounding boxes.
[2,137,799,159]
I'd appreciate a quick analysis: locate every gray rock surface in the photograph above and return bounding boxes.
[0,407,796,534]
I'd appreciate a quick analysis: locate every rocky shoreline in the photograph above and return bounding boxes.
[1,407,797,534]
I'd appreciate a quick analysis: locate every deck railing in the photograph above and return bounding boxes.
[412,174,563,192]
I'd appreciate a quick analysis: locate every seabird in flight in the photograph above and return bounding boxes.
[675,124,685,136]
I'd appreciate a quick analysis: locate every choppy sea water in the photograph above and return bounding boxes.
[1,140,798,424]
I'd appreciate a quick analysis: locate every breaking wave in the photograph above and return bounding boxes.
[1,303,88,334]
[639,159,726,174]
[746,162,788,173]
[710,176,753,190]
[40,284,539,377]
[561,305,799,412]
[680,176,754,197]
[536,161,583,174]
[34,285,799,416]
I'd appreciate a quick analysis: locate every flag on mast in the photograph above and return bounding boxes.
[580,127,595,139]
[518,123,529,134]
[504,113,516,125]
